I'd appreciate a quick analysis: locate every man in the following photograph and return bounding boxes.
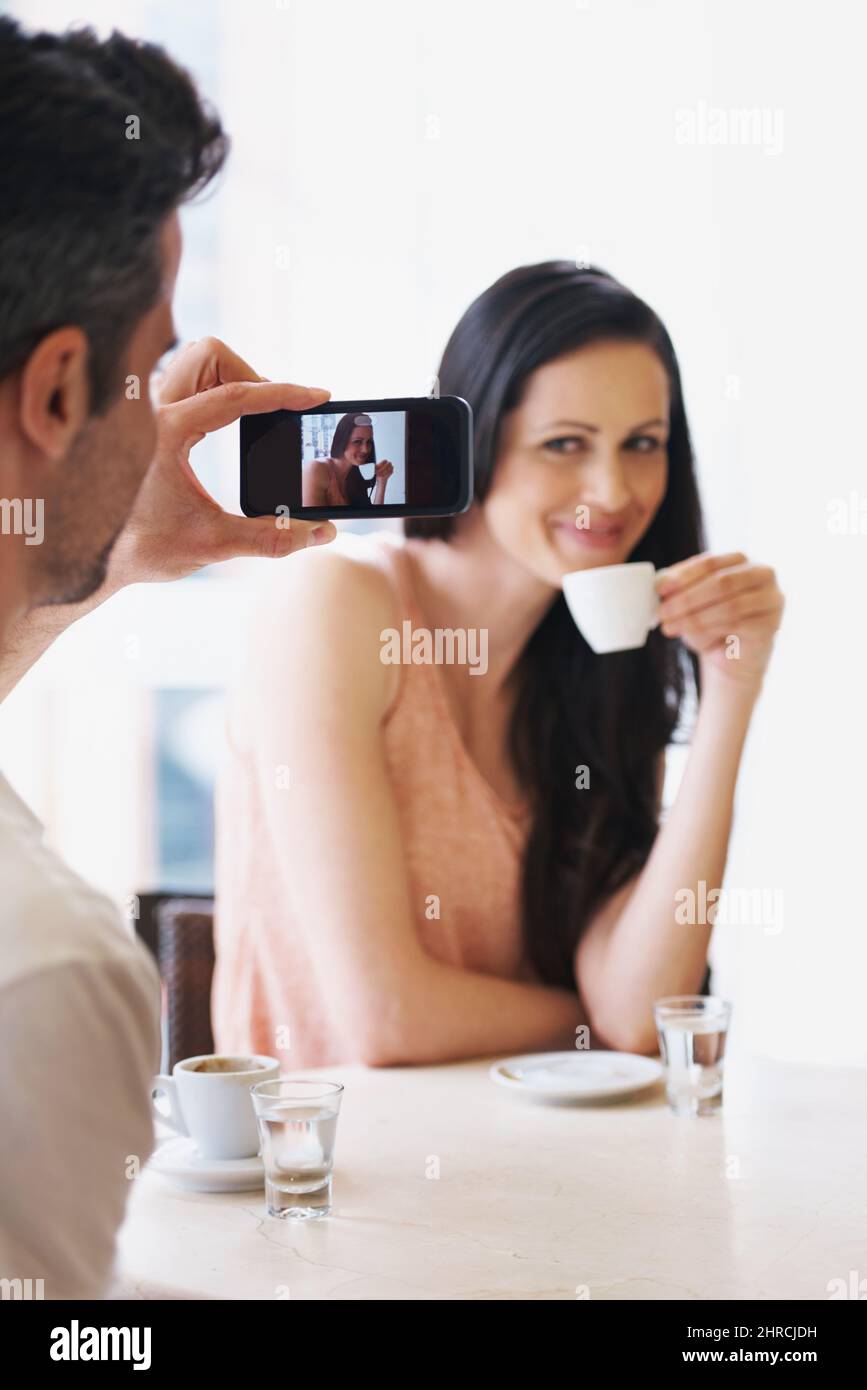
[0,17,334,1297]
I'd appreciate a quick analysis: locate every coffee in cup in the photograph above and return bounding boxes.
[190,1057,268,1074]
[152,1054,280,1160]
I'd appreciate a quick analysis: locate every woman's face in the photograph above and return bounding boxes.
[343,426,373,467]
[483,340,670,587]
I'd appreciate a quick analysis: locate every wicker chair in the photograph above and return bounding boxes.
[134,894,216,1070]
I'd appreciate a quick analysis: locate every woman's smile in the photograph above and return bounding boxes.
[548,512,630,558]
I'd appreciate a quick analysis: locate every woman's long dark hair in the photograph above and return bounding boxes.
[330,412,376,506]
[406,262,705,987]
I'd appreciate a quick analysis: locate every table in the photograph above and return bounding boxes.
[116,1052,867,1300]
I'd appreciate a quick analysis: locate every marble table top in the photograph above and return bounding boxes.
[115,1051,867,1300]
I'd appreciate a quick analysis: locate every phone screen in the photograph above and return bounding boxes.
[241,396,472,520]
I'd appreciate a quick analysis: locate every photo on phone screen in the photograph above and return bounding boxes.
[240,395,473,520]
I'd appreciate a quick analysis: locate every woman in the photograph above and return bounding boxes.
[212,262,783,1067]
[301,411,394,507]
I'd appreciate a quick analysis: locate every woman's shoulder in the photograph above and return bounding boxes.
[234,535,407,730]
[303,456,332,476]
[299,528,401,588]
[253,531,405,651]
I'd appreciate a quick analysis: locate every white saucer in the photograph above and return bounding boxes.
[148,1137,265,1193]
[489,1050,663,1102]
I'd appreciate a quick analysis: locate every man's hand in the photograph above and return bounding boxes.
[105,336,336,588]
[0,339,337,703]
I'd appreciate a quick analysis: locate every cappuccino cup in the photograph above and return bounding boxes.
[152,1054,280,1160]
[562,562,662,654]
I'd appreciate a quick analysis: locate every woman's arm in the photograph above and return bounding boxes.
[243,548,586,1066]
[371,459,392,506]
[575,679,755,1053]
[575,551,784,1054]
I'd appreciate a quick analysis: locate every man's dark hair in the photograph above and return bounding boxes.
[0,18,228,412]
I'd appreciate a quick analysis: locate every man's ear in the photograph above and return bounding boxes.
[18,326,91,459]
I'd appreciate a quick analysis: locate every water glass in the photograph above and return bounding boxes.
[250,1078,344,1219]
[653,995,732,1116]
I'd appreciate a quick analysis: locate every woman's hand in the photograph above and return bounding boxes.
[656,551,784,691]
[105,337,336,589]
[372,458,393,505]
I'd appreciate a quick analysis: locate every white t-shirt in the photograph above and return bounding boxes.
[0,772,161,1299]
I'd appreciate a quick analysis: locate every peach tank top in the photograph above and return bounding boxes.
[211,535,535,1067]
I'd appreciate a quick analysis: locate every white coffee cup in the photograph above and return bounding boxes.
[152,1054,280,1160]
[562,562,662,654]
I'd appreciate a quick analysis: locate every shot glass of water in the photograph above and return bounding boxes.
[653,995,732,1117]
[250,1078,344,1219]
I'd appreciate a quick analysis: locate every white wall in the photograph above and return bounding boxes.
[5,0,866,1062]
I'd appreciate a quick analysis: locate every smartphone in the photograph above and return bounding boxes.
[240,395,473,520]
